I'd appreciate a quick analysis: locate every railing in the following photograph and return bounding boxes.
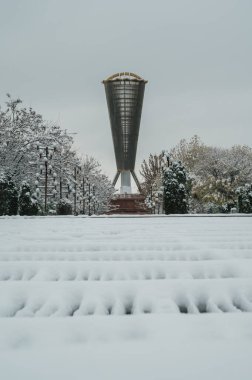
[112,194,145,199]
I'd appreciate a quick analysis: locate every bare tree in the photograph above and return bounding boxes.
[140,153,165,195]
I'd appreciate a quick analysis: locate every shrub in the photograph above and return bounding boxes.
[163,161,189,214]
[56,198,72,215]
[19,182,39,216]
[0,174,18,216]
[236,184,252,213]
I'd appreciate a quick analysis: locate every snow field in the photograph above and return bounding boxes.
[1,216,252,380]
[1,216,252,316]
[1,259,252,281]
[1,279,252,317]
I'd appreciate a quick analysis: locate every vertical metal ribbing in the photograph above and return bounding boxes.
[104,80,146,171]
[103,73,147,193]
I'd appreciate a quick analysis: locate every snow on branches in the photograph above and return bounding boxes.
[163,159,189,214]
[141,136,252,214]
[0,95,114,215]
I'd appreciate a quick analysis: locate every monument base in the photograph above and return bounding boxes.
[109,194,149,214]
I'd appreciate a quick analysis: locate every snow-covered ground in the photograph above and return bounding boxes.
[0,216,252,379]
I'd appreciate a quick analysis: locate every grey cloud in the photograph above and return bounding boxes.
[0,0,251,181]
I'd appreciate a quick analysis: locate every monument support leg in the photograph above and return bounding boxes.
[120,170,131,194]
[112,171,120,187]
[131,170,142,193]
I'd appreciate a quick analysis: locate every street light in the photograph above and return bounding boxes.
[36,144,57,214]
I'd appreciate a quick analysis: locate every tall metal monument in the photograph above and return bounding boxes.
[103,72,147,194]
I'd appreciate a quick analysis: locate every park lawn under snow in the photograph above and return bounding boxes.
[0,216,252,380]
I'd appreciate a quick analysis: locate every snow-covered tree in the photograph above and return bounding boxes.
[7,177,19,216]
[170,135,206,171]
[163,159,189,214]
[19,182,39,216]
[0,173,18,216]
[34,143,78,213]
[163,136,252,213]
[56,198,72,215]
[0,95,75,197]
[140,153,165,196]
[236,184,252,213]
[191,145,252,211]
[79,156,114,215]
[0,95,46,185]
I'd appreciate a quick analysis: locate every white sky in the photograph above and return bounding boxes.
[0,0,252,181]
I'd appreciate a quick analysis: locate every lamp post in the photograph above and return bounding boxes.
[78,174,98,216]
[37,143,57,214]
[82,177,85,214]
[73,165,81,215]
[88,182,91,216]
[92,185,96,214]
[73,166,77,215]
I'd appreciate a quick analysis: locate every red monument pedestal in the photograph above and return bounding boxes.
[109,194,149,214]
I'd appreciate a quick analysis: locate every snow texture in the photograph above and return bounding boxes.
[0,216,252,379]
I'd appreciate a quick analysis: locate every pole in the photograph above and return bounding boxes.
[82,177,85,214]
[74,166,77,215]
[88,182,91,216]
[45,146,48,213]
[150,186,153,214]
[93,186,95,214]
[60,177,62,199]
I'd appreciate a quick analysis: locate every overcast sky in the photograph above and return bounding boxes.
[1,0,252,180]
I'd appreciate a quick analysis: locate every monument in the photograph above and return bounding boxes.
[103,72,148,213]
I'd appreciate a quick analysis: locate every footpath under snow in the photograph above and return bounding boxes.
[0,216,252,379]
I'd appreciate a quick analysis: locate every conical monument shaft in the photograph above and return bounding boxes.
[103,72,147,193]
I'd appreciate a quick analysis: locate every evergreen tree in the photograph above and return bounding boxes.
[163,160,189,214]
[56,198,72,215]
[19,182,39,216]
[0,174,9,215]
[0,174,18,215]
[236,184,252,213]
[6,177,18,215]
